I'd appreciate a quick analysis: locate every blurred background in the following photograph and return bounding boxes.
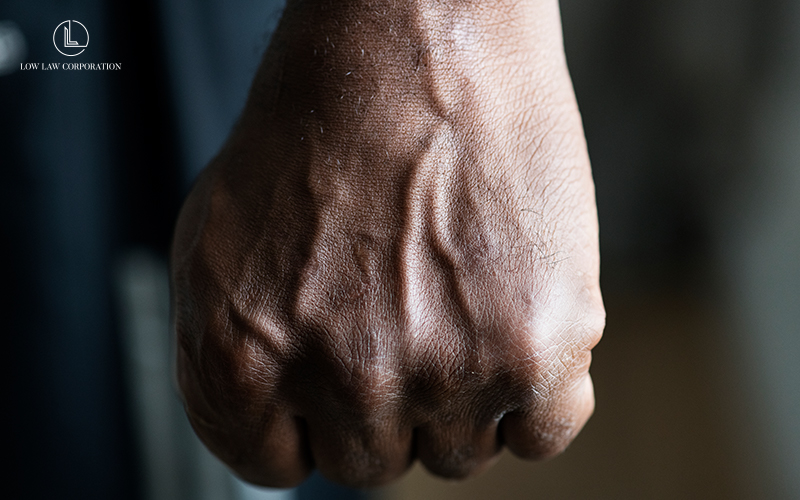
[3,0,798,499]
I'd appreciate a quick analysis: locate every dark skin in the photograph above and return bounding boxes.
[171,0,604,488]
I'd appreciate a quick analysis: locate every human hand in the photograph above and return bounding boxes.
[171,0,604,488]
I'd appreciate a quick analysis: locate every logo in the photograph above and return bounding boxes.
[53,20,88,56]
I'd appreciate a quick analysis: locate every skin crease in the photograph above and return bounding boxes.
[171,0,605,489]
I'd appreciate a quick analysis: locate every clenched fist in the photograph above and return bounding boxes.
[171,0,604,488]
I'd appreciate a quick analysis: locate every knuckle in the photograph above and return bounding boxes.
[322,449,402,487]
[311,420,411,487]
[530,427,575,460]
[421,447,486,479]
[502,410,582,460]
[416,415,501,480]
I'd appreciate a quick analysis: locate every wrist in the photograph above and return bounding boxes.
[245,0,572,121]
